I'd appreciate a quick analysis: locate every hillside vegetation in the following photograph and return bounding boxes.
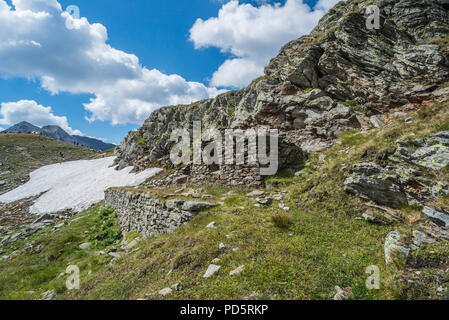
[1,96,448,300]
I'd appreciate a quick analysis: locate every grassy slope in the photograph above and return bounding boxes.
[0,97,448,300]
[0,134,97,194]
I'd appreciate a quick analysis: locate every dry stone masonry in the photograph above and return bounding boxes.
[104,188,217,237]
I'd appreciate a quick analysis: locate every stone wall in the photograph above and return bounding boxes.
[104,188,216,237]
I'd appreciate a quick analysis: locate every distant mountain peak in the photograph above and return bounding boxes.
[1,122,115,152]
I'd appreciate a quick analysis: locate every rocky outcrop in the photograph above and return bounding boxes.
[104,188,216,238]
[114,0,449,183]
[393,131,449,170]
[344,149,449,207]
[344,162,409,207]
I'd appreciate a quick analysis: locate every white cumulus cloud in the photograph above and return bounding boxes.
[0,0,224,125]
[190,0,343,88]
[0,100,83,135]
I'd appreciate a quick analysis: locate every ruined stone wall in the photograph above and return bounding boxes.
[104,188,215,237]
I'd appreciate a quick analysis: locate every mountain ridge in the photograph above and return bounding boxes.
[1,121,115,152]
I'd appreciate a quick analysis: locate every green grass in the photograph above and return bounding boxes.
[0,206,122,300]
[1,99,449,300]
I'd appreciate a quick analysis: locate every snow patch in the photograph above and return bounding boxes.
[0,157,161,214]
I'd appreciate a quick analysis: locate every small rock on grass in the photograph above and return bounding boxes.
[172,283,183,291]
[206,221,216,228]
[159,288,173,296]
[333,286,352,300]
[256,197,272,206]
[229,265,245,276]
[247,190,264,197]
[79,242,91,250]
[203,264,221,278]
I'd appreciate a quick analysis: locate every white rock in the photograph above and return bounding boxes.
[158,288,173,296]
[108,252,121,259]
[203,264,221,278]
[79,242,91,250]
[229,265,245,276]
[247,190,264,197]
[123,238,140,251]
[206,222,216,229]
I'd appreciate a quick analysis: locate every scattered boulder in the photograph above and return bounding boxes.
[158,287,173,296]
[171,283,183,292]
[79,242,91,250]
[410,230,435,250]
[278,203,290,211]
[422,207,449,228]
[393,132,449,170]
[344,163,408,208]
[229,265,245,276]
[362,204,405,225]
[181,201,217,212]
[32,213,56,225]
[255,197,273,206]
[203,264,221,278]
[248,190,264,197]
[123,238,140,251]
[206,222,216,229]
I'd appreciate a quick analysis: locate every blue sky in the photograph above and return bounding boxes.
[0,0,338,144]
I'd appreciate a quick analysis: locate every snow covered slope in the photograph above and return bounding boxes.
[0,157,161,214]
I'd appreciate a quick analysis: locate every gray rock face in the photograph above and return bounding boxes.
[114,0,449,175]
[104,189,218,238]
[266,0,448,110]
[344,163,408,208]
[181,201,217,212]
[362,204,404,225]
[393,131,449,170]
[422,207,449,228]
[345,161,449,207]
